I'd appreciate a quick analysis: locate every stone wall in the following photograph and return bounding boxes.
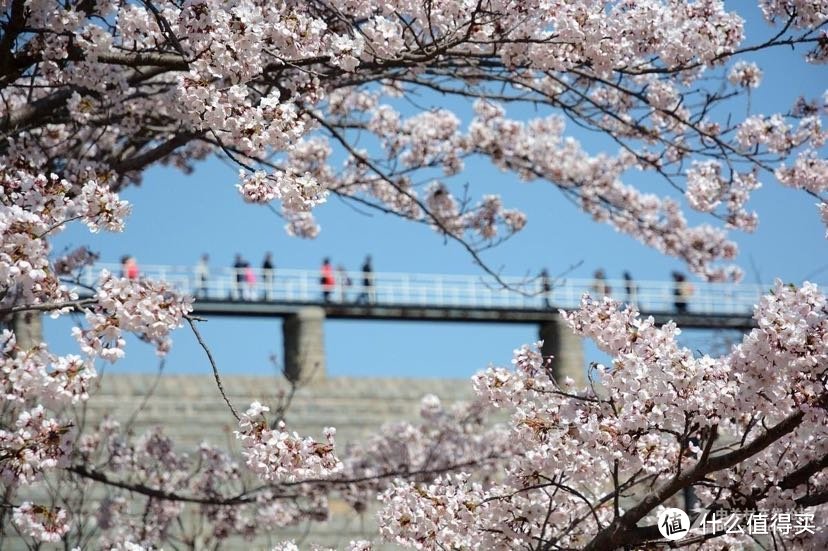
[89,373,476,449]
[27,374,479,550]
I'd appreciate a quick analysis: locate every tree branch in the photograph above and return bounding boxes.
[185,315,240,421]
[584,407,809,551]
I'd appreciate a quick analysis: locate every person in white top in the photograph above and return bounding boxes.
[195,254,210,298]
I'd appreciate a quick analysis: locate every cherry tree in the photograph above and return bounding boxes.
[0,0,826,549]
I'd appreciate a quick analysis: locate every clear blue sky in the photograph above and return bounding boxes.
[45,4,827,380]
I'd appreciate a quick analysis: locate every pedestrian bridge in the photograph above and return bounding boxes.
[81,263,769,330]
[71,263,781,386]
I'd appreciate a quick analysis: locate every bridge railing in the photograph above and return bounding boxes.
[72,263,782,316]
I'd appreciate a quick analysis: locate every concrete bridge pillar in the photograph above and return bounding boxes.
[283,307,326,384]
[539,316,586,388]
[11,312,43,350]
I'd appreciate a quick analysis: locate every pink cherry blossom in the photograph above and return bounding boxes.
[1,1,827,548]
[12,502,70,543]
[235,402,341,482]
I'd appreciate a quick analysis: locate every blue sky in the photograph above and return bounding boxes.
[45,4,827,380]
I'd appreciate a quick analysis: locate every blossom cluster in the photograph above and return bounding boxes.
[12,502,71,543]
[0,167,129,308]
[465,100,745,280]
[372,280,827,548]
[272,540,373,551]
[3,0,825,272]
[2,331,93,406]
[338,394,509,514]
[0,406,74,484]
[72,270,193,361]
[51,417,326,547]
[378,474,488,549]
[235,402,341,483]
[1,0,827,547]
[0,133,193,547]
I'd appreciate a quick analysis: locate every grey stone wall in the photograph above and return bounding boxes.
[69,373,478,549]
[88,373,476,449]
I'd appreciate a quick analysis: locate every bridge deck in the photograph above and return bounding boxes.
[71,263,782,330]
[191,299,757,329]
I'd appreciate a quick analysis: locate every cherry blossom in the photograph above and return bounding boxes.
[0,406,73,484]
[235,402,341,482]
[378,473,488,549]
[760,0,828,28]
[12,502,70,543]
[819,202,828,237]
[728,61,764,88]
[1,1,827,548]
[776,150,828,194]
[412,281,827,549]
[72,270,192,360]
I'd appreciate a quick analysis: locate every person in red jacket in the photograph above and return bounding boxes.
[320,258,335,302]
[125,256,139,281]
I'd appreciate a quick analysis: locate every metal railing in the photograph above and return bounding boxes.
[70,263,787,316]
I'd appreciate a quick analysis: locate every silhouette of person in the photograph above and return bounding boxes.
[124,256,139,281]
[262,252,275,300]
[623,271,637,306]
[195,254,210,298]
[672,271,693,314]
[356,255,375,304]
[320,258,335,302]
[540,269,552,308]
[233,254,246,300]
[243,262,256,300]
[591,269,610,297]
[337,264,352,302]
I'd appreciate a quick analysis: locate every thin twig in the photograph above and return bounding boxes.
[185,315,240,421]
[0,297,96,316]
[123,359,166,431]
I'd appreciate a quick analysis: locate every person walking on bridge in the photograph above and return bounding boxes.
[623,271,638,307]
[320,258,335,303]
[195,254,210,298]
[262,252,275,300]
[337,264,352,302]
[232,254,247,301]
[591,269,610,297]
[539,269,552,308]
[356,255,375,304]
[243,263,256,301]
[124,256,139,281]
[672,271,693,314]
